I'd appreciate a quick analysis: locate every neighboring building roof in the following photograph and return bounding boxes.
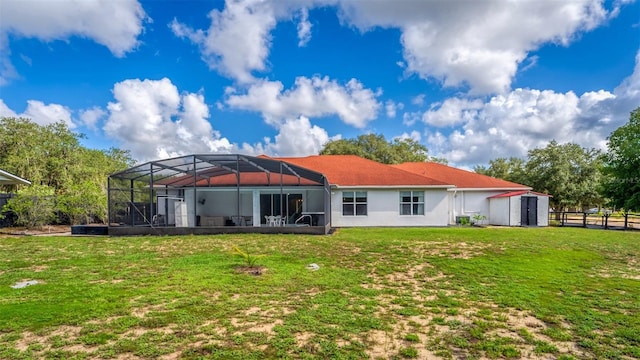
[0,169,31,186]
[275,155,452,187]
[487,190,551,199]
[392,162,530,190]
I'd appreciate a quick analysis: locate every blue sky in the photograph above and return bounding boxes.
[1,0,639,167]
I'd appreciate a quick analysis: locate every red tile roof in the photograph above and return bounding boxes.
[275,155,451,187]
[392,162,530,189]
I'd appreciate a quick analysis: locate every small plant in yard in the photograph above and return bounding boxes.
[231,245,266,275]
[404,333,420,342]
[472,214,488,226]
[399,346,418,358]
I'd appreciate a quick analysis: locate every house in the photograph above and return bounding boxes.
[275,155,453,227]
[107,154,549,235]
[391,162,550,226]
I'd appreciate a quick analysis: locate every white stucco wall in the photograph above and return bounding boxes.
[449,190,507,224]
[489,197,510,226]
[188,189,253,217]
[330,188,449,227]
[537,196,549,226]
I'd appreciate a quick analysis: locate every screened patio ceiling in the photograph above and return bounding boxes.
[109,154,327,187]
[107,154,331,235]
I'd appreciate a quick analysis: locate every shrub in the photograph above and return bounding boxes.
[1,184,56,229]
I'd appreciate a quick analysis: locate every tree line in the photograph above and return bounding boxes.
[0,117,134,227]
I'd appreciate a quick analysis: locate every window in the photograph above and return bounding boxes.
[400,191,424,215]
[343,191,367,216]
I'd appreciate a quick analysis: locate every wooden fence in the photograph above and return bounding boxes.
[549,211,640,230]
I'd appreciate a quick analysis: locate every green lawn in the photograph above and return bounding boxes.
[0,227,638,359]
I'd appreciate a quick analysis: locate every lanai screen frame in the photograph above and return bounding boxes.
[107,154,331,228]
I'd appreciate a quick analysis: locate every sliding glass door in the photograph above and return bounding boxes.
[260,193,303,224]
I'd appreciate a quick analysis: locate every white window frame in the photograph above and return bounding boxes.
[342,191,367,216]
[399,191,425,216]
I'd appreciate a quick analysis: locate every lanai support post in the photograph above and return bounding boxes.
[193,156,197,227]
[279,162,284,222]
[149,163,154,226]
[236,156,241,225]
[107,177,111,225]
[130,179,134,226]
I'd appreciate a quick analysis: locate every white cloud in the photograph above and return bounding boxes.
[297,8,313,47]
[235,116,339,157]
[334,0,611,94]
[169,0,622,94]
[103,78,232,161]
[402,111,421,126]
[411,94,425,106]
[395,130,421,142]
[0,99,17,117]
[0,0,147,85]
[226,75,381,128]
[422,98,483,127]
[171,0,277,83]
[425,52,640,166]
[385,100,403,118]
[267,116,334,156]
[79,106,106,130]
[0,99,74,128]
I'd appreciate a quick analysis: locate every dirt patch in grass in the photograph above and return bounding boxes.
[595,256,640,280]
[414,241,491,259]
[30,265,49,272]
[90,279,125,284]
[0,225,71,236]
[231,306,286,335]
[234,265,267,276]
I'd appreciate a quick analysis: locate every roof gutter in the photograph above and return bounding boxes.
[0,169,31,186]
[447,187,532,192]
[331,184,455,189]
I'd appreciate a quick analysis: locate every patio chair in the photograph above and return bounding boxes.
[265,215,277,226]
[231,216,246,226]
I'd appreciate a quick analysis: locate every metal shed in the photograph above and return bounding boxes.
[488,191,551,227]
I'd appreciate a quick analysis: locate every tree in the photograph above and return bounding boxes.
[525,140,603,211]
[0,117,134,224]
[320,134,446,164]
[473,157,528,185]
[602,107,640,211]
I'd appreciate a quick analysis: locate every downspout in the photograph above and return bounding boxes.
[452,189,457,224]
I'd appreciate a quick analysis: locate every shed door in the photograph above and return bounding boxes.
[520,196,538,226]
